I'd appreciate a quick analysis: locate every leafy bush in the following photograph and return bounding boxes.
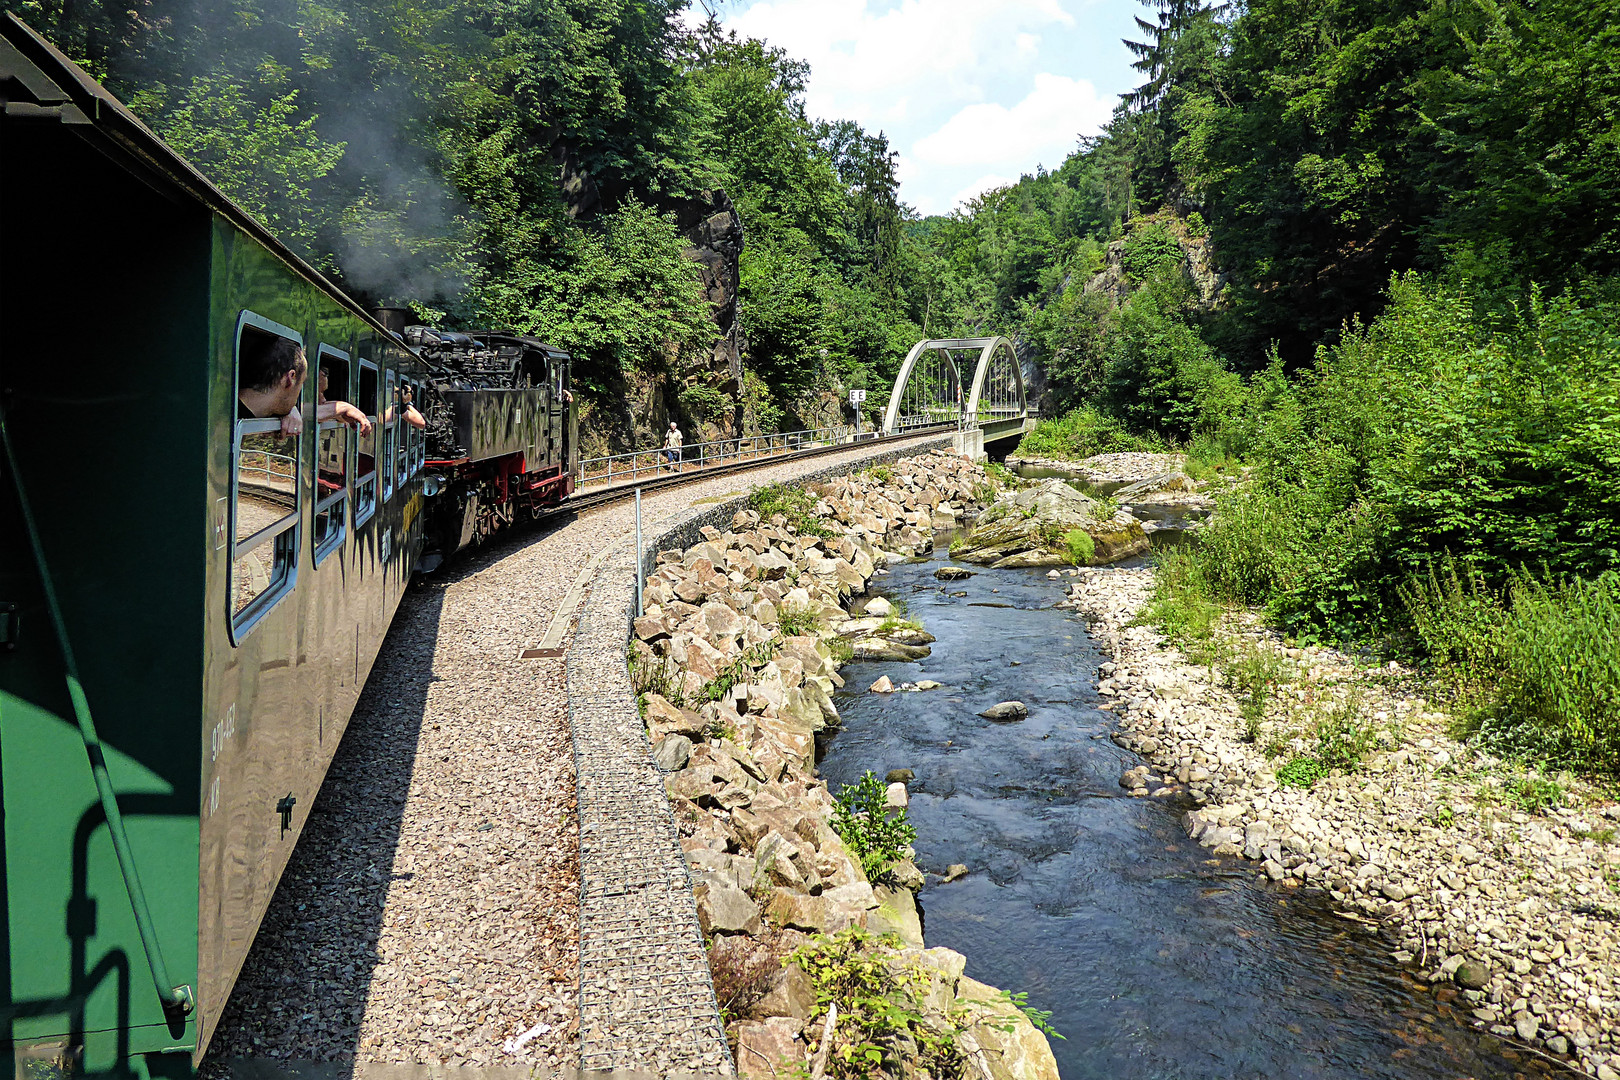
[1277,756,1326,788]
[831,771,917,881]
[679,383,732,424]
[1016,406,1165,460]
[789,928,962,1079]
[1121,219,1184,280]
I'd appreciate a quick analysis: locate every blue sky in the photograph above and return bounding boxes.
[698,0,1147,216]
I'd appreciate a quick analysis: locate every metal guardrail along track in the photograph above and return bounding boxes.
[558,424,958,518]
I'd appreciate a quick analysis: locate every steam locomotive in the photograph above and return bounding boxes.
[0,14,576,1075]
[395,321,577,568]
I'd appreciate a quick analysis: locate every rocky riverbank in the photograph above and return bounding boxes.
[630,450,1060,1080]
[1006,450,1186,485]
[1066,566,1620,1079]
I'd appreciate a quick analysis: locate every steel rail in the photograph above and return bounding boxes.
[555,423,958,519]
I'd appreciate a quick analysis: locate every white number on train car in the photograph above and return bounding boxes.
[209,702,237,763]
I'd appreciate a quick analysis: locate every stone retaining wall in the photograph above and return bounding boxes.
[564,437,951,1074]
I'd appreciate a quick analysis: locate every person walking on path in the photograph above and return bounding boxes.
[663,421,683,472]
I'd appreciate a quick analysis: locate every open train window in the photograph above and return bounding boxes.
[355,360,379,526]
[313,346,350,564]
[393,379,409,491]
[231,315,303,641]
[410,380,426,475]
[382,370,397,502]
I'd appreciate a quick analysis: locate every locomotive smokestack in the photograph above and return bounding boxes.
[371,305,411,336]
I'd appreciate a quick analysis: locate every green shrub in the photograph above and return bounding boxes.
[1062,528,1095,566]
[831,771,917,881]
[789,928,962,1079]
[1121,219,1183,280]
[1226,644,1290,735]
[1016,406,1165,460]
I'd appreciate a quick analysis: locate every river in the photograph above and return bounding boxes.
[818,542,1551,1080]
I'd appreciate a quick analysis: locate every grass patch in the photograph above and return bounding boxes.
[749,481,835,538]
[1061,527,1095,566]
[778,606,821,637]
[1140,546,1225,665]
[1404,561,1620,774]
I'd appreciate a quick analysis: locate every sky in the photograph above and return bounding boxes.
[696,0,1148,216]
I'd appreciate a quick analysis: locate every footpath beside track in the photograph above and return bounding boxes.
[205,430,953,1078]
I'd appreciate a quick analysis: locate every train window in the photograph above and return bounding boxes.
[231,317,303,638]
[411,380,426,474]
[393,380,408,490]
[382,370,396,502]
[313,346,351,564]
[355,360,379,525]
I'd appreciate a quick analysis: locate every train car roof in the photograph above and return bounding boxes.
[0,13,410,345]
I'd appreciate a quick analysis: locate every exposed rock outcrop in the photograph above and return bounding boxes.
[951,479,1148,567]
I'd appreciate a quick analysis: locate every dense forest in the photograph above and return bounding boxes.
[12,0,1619,767]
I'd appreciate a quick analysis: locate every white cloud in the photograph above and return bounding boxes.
[912,73,1111,170]
[700,0,1139,215]
[727,0,1078,129]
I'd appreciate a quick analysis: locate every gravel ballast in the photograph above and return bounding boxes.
[203,433,951,1076]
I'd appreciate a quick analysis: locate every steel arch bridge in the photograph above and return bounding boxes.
[880,336,1030,445]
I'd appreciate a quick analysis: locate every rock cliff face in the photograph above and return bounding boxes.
[1084,212,1225,310]
[674,189,747,393]
[577,190,750,458]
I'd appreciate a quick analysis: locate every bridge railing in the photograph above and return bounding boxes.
[577,422,868,487]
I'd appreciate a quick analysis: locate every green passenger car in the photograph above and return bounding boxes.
[2,15,430,1074]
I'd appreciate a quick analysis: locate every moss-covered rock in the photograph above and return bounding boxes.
[952,480,1148,567]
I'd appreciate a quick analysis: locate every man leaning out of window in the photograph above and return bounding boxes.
[238,336,371,437]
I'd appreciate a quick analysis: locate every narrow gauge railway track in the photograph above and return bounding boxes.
[556,423,959,518]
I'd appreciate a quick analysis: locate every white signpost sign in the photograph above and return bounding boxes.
[849,388,865,435]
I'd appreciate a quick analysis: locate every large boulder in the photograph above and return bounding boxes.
[1115,470,1200,502]
[951,480,1147,567]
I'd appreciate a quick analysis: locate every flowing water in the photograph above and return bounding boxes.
[819,545,1548,1080]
